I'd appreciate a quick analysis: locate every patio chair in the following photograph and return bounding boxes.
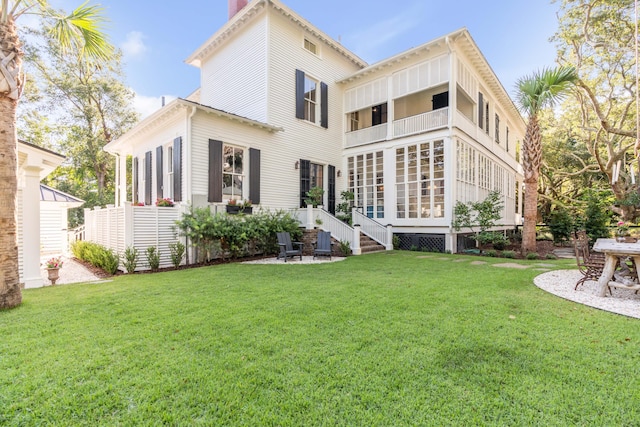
[313,231,334,260]
[574,230,609,292]
[277,232,303,262]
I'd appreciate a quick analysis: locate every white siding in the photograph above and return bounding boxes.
[40,203,66,255]
[199,15,268,122]
[265,9,362,207]
[392,56,449,99]
[344,77,388,113]
[17,188,23,284]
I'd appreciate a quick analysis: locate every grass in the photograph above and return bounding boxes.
[1,252,639,425]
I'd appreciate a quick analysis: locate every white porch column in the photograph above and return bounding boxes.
[306,205,314,230]
[22,167,43,288]
[118,154,128,207]
[386,224,394,251]
[352,224,362,255]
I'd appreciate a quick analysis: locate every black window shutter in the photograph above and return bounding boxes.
[328,165,336,214]
[133,157,139,204]
[320,82,328,128]
[432,91,449,110]
[156,146,163,199]
[208,139,223,203]
[173,137,182,202]
[478,92,484,129]
[295,69,305,120]
[300,159,310,208]
[249,148,261,205]
[144,151,152,205]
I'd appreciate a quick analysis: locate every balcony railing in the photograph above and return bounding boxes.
[345,123,387,148]
[393,107,449,138]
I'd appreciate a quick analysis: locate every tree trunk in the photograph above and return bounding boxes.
[521,115,541,254]
[0,18,23,309]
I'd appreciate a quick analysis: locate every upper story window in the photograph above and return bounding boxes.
[495,114,500,143]
[304,76,317,123]
[349,111,360,131]
[167,146,174,199]
[304,38,318,55]
[485,103,490,135]
[295,69,328,128]
[372,103,387,126]
[506,126,510,152]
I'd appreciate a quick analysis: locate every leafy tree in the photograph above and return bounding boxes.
[552,0,638,220]
[452,190,505,250]
[515,66,577,254]
[20,29,138,219]
[0,1,112,309]
[546,206,574,245]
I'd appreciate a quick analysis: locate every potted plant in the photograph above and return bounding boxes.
[155,198,174,207]
[615,221,635,242]
[305,186,324,207]
[45,257,63,285]
[226,199,241,214]
[242,199,253,215]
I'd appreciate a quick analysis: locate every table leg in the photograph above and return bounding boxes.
[597,254,618,297]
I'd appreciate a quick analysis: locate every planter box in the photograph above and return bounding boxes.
[226,206,253,215]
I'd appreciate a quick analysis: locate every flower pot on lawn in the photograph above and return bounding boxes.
[47,268,60,285]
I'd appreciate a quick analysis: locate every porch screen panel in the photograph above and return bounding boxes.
[249,148,261,205]
[173,137,182,202]
[299,159,310,207]
[156,146,163,199]
[144,151,152,205]
[208,139,223,203]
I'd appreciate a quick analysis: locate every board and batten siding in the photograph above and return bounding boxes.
[264,9,363,207]
[199,15,268,123]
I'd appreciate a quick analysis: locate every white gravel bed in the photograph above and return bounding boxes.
[534,270,640,319]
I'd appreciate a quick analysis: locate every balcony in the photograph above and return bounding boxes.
[345,123,388,148]
[393,107,449,138]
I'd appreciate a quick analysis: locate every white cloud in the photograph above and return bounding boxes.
[133,93,176,120]
[121,31,148,59]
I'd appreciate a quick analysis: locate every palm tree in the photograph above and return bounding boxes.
[515,66,577,254]
[0,1,112,309]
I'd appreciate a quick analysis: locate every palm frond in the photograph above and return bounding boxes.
[47,1,112,62]
[515,66,578,116]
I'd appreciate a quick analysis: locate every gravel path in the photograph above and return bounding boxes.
[534,270,640,319]
[40,257,103,286]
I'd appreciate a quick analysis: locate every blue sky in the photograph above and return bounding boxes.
[50,0,560,117]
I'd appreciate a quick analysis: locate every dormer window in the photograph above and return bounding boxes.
[304,38,318,55]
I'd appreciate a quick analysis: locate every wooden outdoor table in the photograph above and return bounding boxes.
[592,238,640,297]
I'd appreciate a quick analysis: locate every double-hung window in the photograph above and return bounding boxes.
[223,145,245,201]
[167,146,174,199]
[304,76,317,123]
[295,69,328,128]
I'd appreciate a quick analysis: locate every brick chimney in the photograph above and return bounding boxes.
[229,0,249,20]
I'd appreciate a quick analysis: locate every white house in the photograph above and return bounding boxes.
[87,0,525,266]
[17,140,84,288]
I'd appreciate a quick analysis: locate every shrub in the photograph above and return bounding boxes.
[169,241,185,269]
[146,246,161,271]
[547,207,574,244]
[122,246,139,273]
[526,252,539,260]
[484,249,497,257]
[392,235,400,250]
[71,241,119,274]
[545,253,558,260]
[339,240,351,256]
[502,250,516,259]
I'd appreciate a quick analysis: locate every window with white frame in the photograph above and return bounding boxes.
[223,145,245,201]
[495,114,500,143]
[304,75,318,123]
[348,151,384,219]
[167,146,174,199]
[304,38,318,55]
[396,140,445,219]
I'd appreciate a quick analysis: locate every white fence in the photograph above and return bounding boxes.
[84,204,184,271]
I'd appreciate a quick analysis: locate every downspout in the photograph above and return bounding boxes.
[185,105,197,205]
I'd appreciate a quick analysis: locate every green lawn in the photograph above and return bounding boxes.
[1,252,638,425]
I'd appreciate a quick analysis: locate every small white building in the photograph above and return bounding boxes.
[86,0,525,266]
[17,141,83,288]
